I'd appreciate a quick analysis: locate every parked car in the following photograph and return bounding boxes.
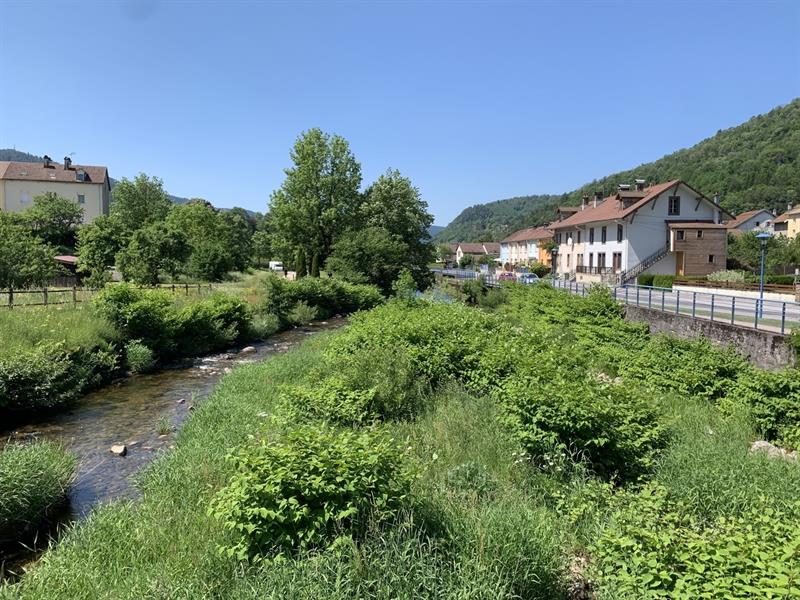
[517,273,540,285]
[498,272,516,281]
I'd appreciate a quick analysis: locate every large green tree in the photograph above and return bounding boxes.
[76,215,126,287]
[0,213,58,289]
[111,173,172,234]
[166,201,235,281]
[22,192,84,250]
[269,129,362,276]
[117,222,189,285]
[325,227,409,294]
[359,169,435,288]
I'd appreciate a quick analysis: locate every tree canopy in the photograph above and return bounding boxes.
[111,173,172,235]
[0,213,58,289]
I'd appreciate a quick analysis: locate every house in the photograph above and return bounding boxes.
[0,156,111,223]
[455,242,501,265]
[773,204,800,237]
[725,209,775,234]
[499,227,553,270]
[550,180,731,283]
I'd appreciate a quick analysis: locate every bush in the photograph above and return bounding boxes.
[174,293,251,355]
[0,441,75,542]
[287,300,318,326]
[461,278,487,305]
[707,269,747,282]
[125,340,155,373]
[498,373,668,481]
[528,261,551,277]
[210,423,415,560]
[767,274,796,285]
[249,313,280,339]
[93,284,175,355]
[637,273,655,286]
[651,274,675,288]
[589,484,800,598]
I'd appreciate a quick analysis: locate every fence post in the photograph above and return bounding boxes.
[636,286,640,306]
[710,294,715,321]
[185,283,189,295]
[72,286,77,306]
[8,288,12,309]
[781,302,786,335]
[43,287,48,307]
[692,292,696,318]
[172,283,175,293]
[648,288,652,309]
[625,286,629,305]
[731,297,735,325]
[661,289,665,312]
[676,290,680,314]
[197,283,200,295]
[754,300,759,329]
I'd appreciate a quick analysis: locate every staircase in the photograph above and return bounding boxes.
[618,244,670,284]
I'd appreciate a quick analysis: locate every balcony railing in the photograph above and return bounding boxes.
[576,266,615,275]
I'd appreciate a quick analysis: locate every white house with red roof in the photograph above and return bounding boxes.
[551,180,731,283]
[725,209,775,234]
[499,227,553,269]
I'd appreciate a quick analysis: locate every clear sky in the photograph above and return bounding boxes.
[1,1,798,225]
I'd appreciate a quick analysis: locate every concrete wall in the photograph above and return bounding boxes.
[624,305,795,370]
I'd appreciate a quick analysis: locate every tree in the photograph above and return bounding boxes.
[0,213,58,289]
[76,216,126,287]
[436,243,455,264]
[269,129,362,276]
[117,222,189,285]
[325,227,409,294]
[727,231,794,274]
[111,173,172,234]
[221,209,254,271]
[166,202,234,281]
[360,169,435,289]
[22,192,84,250]
[251,230,272,267]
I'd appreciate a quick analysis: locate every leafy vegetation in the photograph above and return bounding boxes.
[437,99,800,242]
[0,442,75,543]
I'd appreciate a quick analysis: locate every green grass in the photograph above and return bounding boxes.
[0,442,75,543]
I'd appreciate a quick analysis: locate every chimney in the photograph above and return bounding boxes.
[43,155,52,168]
[64,156,72,170]
[593,190,602,208]
[581,195,588,210]
[635,179,645,192]
[618,183,631,192]
[713,194,720,205]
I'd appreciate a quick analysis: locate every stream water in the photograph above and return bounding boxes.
[0,319,343,578]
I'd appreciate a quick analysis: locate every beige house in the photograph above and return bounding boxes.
[0,156,110,223]
[773,205,800,238]
[455,242,500,265]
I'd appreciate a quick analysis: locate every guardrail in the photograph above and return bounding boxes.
[1,283,215,309]
[434,269,799,335]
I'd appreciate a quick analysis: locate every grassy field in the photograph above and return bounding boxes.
[2,283,798,598]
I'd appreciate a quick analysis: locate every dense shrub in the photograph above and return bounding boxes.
[767,274,796,285]
[0,343,117,410]
[637,274,655,286]
[93,284,175,355]
[0,442,75,542]
[590,484,800,598]
[651,274,675,288]
[210,423,415,560]
[498,373,668,481]
[707,269,747,282]
[261,274,383,322]
[249,313,280,339]
[125,340,155,373]
[286,300,318,326]
[174,293,251,355]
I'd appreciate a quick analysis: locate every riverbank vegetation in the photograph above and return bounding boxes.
[3,282,799,598]
[0,442,75,545]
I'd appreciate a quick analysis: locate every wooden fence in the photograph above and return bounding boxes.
[1,283,215,309]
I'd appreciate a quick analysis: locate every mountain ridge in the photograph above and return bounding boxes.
[435,98,800,242]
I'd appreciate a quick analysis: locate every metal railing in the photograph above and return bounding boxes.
[576,266,615,275]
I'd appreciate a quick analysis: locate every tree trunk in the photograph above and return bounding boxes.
[311,253,320,278]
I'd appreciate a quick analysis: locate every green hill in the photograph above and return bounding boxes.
[436,98,800,242]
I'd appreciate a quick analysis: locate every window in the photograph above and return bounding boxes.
[78,194,85,204]
[556,233,562,244]
[598,253,606,269]
[612,252,622,272]
[577,253,583,266]
[668,195,681,215]
[589,228,595,244]
[617,224,623,242]
[577,230,581,244]
[601,226,607,243]
[696,230,703,239]
[589,253,594,268]
[708,255,715,263]
[676,230,685,241]
[567,254,571,267]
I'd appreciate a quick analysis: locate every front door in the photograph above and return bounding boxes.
[675,251,685,276]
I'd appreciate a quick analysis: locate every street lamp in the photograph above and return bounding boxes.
[756,231,772,318]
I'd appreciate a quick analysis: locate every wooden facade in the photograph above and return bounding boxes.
[669,225,727,277]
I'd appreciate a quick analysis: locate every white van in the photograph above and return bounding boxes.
[268,261,284,271]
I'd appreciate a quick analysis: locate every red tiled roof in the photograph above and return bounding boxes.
[501,227,553,243]
[725,209,774,229]
[458,242,501,255]
[482,242,501,254]
[773,208,800,224]
[551,180,732,229]
[0,160,108,185]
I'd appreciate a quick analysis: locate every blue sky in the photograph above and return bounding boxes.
[1,1,798,225]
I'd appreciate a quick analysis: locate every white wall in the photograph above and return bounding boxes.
[1,179,108,223]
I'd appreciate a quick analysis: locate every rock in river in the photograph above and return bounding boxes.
[240,346,257,354]
[110,444,127,457]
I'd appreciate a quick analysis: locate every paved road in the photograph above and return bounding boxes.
[435,269,799,334]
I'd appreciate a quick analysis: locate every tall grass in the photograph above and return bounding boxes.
[0,442,75,543]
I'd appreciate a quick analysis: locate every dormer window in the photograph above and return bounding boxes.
[76,169,86,182]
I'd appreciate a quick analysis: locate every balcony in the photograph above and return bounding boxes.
[576,266,615,275]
